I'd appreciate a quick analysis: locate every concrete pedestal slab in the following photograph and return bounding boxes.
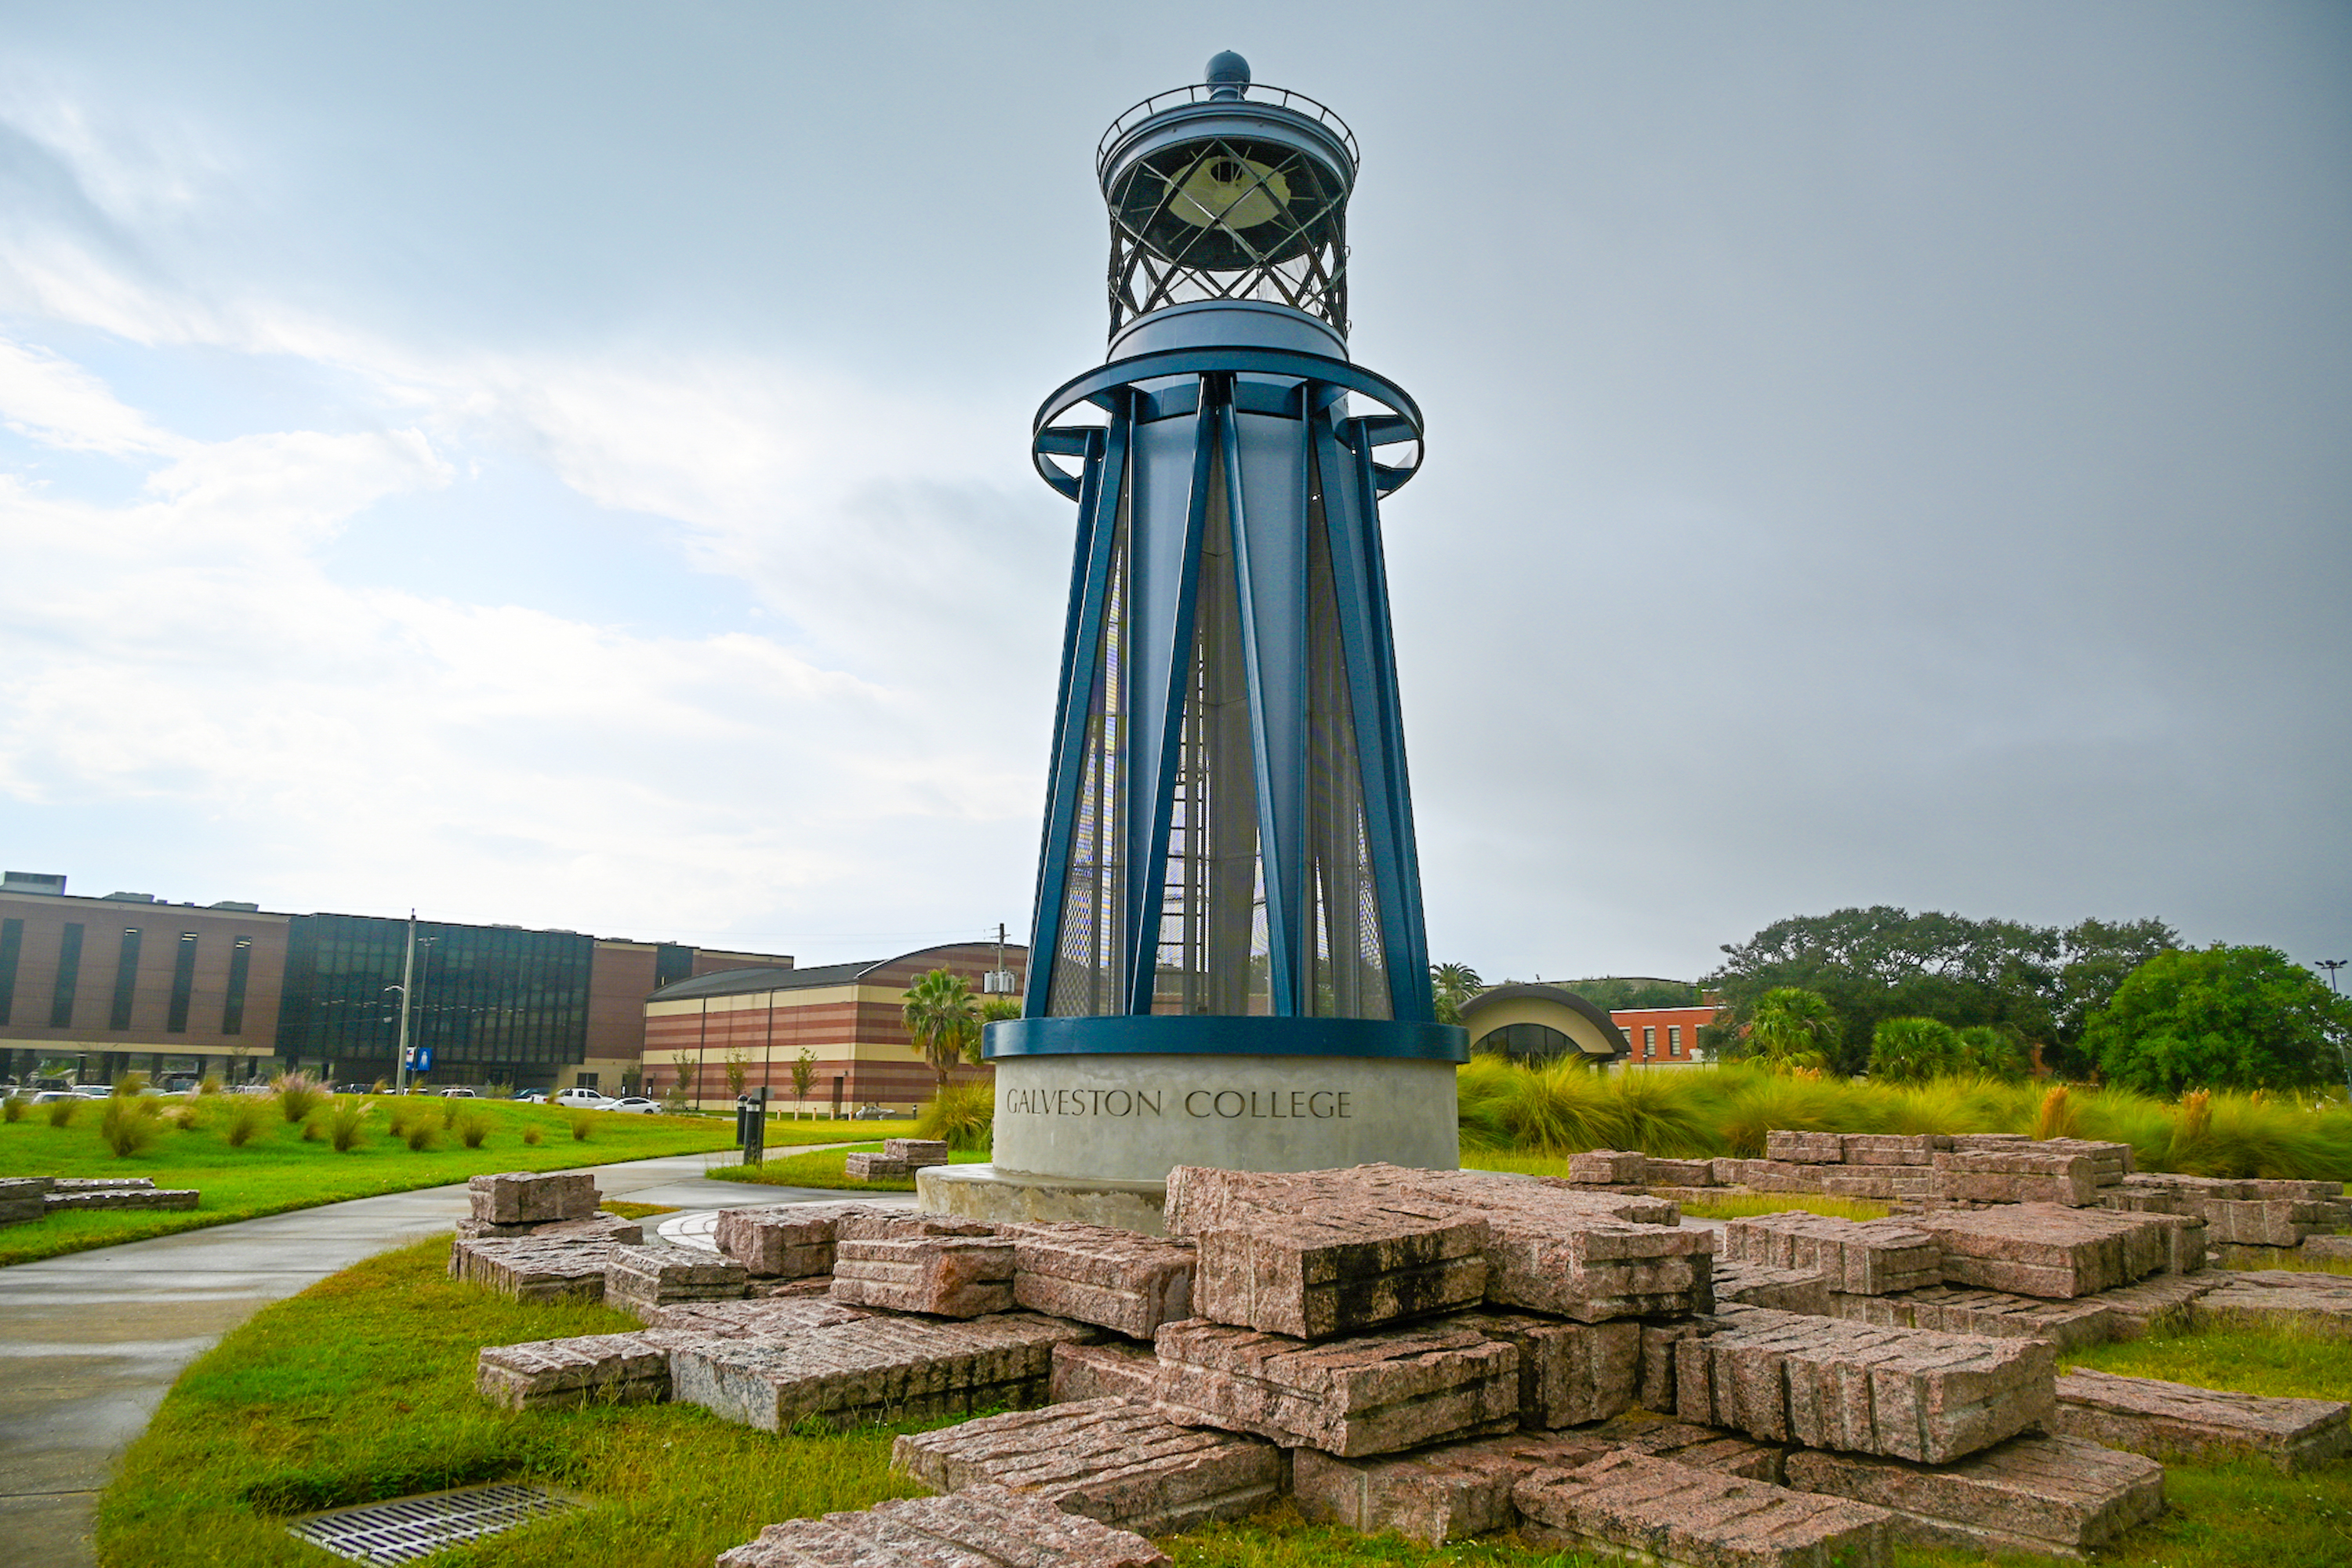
[917,1164,1171,1236]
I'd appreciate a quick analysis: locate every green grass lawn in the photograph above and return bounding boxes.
[704,1143,989,1192]
[0,1097,739,1266]
[101,1239,2352,1568]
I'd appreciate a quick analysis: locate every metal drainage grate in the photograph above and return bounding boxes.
[288,1483,582,1563]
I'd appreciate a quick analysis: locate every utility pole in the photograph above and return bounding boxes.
[392,909,417,1094]
[2320,961,2350,1102]
[2318,960,2346,993]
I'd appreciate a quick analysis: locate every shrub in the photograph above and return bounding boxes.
[568,1110,596,1142]
[45,1096,81,1128]
[522,1124,543,1146]
[99,1094,163,1157]
[405,1120,437,1152]
[111,1072,150,1098]
[2034,1083,2079,1140]
[915,1082,994,1151]
[327,1098,368,1152]
[170,1104,205,1132]
[456,1110,489,1149]
[2,1096,21,1124]
[277,1073,325,1123]
[223,1095,268,1147]
[299,1117,322,1142]
[197,1074,222,1095]
[1867,1018,1963,1083]
[438,1098,463,1129]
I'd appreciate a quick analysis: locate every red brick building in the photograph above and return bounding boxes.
[1610,1004,1720,1069]
[641,941,1023,1114]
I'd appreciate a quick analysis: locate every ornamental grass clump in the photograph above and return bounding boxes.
[223,1094,269,1147]
[46,1096,81,1128]
[438,1098,463,1130]
[327,1098,368,1152]
[276,1073,325,1123]
[456,1110,489,1149]
[2,1096,22,1124]
[2034,1083,2079,1141]
[568,1109,596,1142]
[914,1082,993,1151]
[99,1093,164,1158]
[404,1120,437,1152]
[522,1123,543,1146]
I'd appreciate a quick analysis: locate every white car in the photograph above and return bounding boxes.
[553,1087,612,1107]
[603,1096,660,1115]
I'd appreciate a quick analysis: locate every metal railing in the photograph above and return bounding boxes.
[1098,81,1359,176]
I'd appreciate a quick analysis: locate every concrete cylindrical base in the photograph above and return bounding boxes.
[987,1053,1460,1184]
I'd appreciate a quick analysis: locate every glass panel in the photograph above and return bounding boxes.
[1108,135,1348,334]
[0,917,20,1026]
[223,937,252,1035]
[49,924,81,1027]
[1047,486,1131,1016]
[110,927,142,1029]
[167,933,198,1033]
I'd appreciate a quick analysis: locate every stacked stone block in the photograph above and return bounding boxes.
[604,1244,752,1316]
[1927,1142,2129,1207]
[2051,1368,2352,1472]
[38,1182,200,1214]
[891,1398,1287,1534]
[715,1483,1171,1568]
[1192,1205,1487,1338]
[1007,1223,1196,1339]
[714,1203,890,1278]
[477,1331,681,1410]
[1051,1341,1161,1405]
[842,1137,953,1182]
[670,1311,1097,1432]
[1512,1451,1896,1568]
[1153,1318,1521,1457]
[2188,1269,2352,1338]
[1784,1433,2164,1557]
[1711,1261,1833,1316]
[1912,1204,2197,1298]
[0,1178,48,1226]
[448,1236,619,1303]
[832,1229,1016,1316]
[1832,1284,2118,1352]
[1719,1214,1942,1295]
[1668,1306,2056,1464]
[468,1170,597,1225]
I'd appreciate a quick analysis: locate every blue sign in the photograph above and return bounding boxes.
[405,1046,434,1072]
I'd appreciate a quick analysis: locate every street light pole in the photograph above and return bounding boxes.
[2319,961,2350,1102]
[393,910,416,1094]
[2318,960,2346,994]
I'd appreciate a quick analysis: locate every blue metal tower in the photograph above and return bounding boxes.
[978,53,1465,1187]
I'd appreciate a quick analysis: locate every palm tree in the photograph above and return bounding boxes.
[902,968,978,1091]
[1430,962,1485,1026]
[1742,987,1837,1073]
[972,996,1022,1065]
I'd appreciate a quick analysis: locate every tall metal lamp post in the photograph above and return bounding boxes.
[951,53,1467,1220]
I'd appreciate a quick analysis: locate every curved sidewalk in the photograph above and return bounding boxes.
[0,1149,899,1568]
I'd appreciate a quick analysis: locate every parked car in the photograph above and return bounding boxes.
[512,1088,550,1102]
[437,1087,477,1098]
[553,1087,611,1106]
[71,1085,113,1099]
[27,1090,80,1104]
[603,1096,659,1115]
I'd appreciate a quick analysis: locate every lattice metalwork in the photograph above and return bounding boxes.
[1107,133,1348,336]
[287,1484,580,1563]
[1047,482,1131,1017]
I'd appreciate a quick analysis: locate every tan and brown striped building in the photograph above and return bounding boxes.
[641,941,1022,1115]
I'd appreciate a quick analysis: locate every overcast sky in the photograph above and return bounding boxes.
[0,2,2344,983]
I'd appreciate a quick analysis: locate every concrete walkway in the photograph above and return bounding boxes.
[0,1147,899,1568]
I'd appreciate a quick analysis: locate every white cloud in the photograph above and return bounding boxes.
[0,335,189,456]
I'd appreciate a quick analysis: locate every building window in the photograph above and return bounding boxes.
[223,937,252,1035]
[167,933,199,1033]
[0,916,20,1026]
[51,923,84,1028]
[1642,1025,1656,1057]
[111,927,143,1029]
[1668,1025,1682,1056]
[576,1071,598,1089]
[1471,1022,1580,1065]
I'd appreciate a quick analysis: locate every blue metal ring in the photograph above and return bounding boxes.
[1031,346,1423,496]
[983,1014,1468,1062]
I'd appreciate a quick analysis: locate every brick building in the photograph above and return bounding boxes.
[0,870,789,1091]
[642,941,1025,1115]
[1610,1004,1721,1069]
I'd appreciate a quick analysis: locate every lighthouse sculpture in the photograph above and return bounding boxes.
[935,53,1466,1224]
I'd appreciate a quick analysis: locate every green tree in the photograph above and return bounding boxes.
[1706,906,2176,1074]
[972,996,1022,1065]
[1867,1017,1962,1082]
[1430,963,1483,1027]
[1954,1024,2029,1081]
[789,1048,816,1114]
[902,968,979,1091]
[2082,945,2351,1094]
[1739,987,1838,1073]
[1566,977,1701,1011]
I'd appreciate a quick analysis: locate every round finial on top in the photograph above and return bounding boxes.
[1204,50,1250,100]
